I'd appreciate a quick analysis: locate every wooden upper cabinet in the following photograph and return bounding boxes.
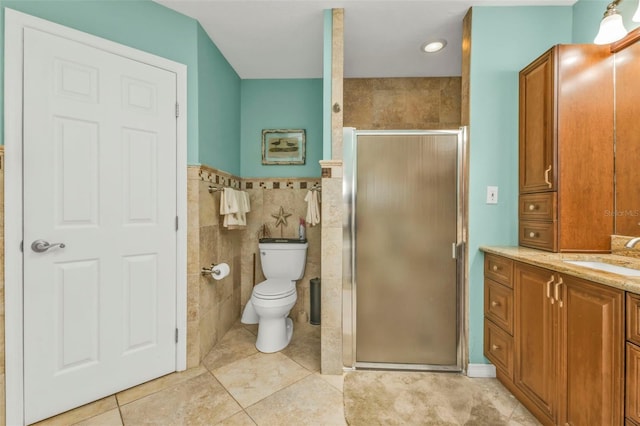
[518,44,614,252]
[519,48,555,193]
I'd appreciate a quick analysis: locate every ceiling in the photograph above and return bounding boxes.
[154,0,577,79]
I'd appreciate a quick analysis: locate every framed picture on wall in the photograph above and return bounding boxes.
[261,129,306,165]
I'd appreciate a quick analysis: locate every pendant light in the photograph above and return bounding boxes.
[594,0,628,44]
[633,0,640,22]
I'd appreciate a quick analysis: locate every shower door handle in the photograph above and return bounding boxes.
[31,239,66,253]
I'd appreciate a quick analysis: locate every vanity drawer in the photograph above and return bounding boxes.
[485,279,513,335]
[519,192,557,222]
[484,254,513,287]
[484,320,514,380]
[519,220,557,252]
[627,293,640,346]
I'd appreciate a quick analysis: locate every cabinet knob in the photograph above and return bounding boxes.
[491,300,500,307]
[528,204,536,211]
[492,344,500,351]
[529,232,537,238]
[492,265,498,272]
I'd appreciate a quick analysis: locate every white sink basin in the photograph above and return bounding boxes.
[563,260,640,277]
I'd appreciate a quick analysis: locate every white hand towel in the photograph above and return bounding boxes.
[220,188,239,215]
[305,190,320,226]
[221,189,251,229]
[221,188,241,228]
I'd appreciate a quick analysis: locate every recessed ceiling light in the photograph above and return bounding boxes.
[421,40,447,53]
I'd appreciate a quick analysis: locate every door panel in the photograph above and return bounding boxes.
[355,133,458,366]
[23,27,177,423]
[56,260,100,371]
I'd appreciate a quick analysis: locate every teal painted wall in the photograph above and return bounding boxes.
[468,6,572,363]
[240,79,323,178]
[0,0,201,163]
[1,0,242,170]
[197,24,241,174]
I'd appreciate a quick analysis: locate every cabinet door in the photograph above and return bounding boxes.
[514,263,557,422]
[519,48,556,193]
[558,275,623,426]
[627,343,640,425]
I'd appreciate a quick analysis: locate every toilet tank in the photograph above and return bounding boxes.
[259,239,308,280]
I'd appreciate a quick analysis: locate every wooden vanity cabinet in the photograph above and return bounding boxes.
[519,44,614,252]
[483,255,515,380]
[484,254,624,425]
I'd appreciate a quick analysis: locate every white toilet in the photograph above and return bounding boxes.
[241,239,308,353]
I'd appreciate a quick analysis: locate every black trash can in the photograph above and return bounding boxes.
[310,278,321,325]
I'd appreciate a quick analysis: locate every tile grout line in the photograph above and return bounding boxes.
[204,364,256,424]
[115,394,125,426]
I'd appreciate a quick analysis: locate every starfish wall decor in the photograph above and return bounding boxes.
[271,206,292,237]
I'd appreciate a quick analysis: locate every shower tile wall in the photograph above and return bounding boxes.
[344,77,462,130]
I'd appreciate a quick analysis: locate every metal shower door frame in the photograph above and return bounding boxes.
[342,128,468,372]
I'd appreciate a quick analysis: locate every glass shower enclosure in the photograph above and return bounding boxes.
[343,128,466,371]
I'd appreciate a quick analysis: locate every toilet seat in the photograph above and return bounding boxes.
[253,279,296,300]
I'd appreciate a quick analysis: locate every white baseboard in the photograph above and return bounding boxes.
[467,363,496,378]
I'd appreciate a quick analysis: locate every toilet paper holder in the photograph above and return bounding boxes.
[201,263,223,277]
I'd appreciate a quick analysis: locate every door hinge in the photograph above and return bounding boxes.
[452,242,457,259]
[175,328,179,343]
[175,216,179,231]
[175,102,180,118]
[20,241,23,252]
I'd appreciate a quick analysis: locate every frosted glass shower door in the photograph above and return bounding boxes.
[355,133,459,366]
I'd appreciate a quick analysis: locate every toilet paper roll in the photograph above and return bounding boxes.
[211,263,230,280]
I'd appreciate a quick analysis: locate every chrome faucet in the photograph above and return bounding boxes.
[625,237,640,248]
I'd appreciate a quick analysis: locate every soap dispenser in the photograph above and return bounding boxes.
[299,218,306,241]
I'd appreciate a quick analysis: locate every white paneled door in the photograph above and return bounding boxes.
[23,27,177,424]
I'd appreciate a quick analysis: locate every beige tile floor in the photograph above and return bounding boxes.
[34,320,536,425]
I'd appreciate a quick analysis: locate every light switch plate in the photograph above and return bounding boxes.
[486,186,498,204]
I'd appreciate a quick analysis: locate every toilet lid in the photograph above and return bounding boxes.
[253,279,296,299]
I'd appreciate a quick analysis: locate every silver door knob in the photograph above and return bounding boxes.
[31,239,65,253]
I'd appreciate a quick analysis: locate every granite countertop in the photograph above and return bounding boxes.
[480,245,640,294]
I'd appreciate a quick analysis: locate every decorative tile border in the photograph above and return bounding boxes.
[198,165,242,189]
[194,163,320,191]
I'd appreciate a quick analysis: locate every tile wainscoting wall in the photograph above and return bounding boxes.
[187,166,243,367]
[319,160,343,374]
[188,165,321,367]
